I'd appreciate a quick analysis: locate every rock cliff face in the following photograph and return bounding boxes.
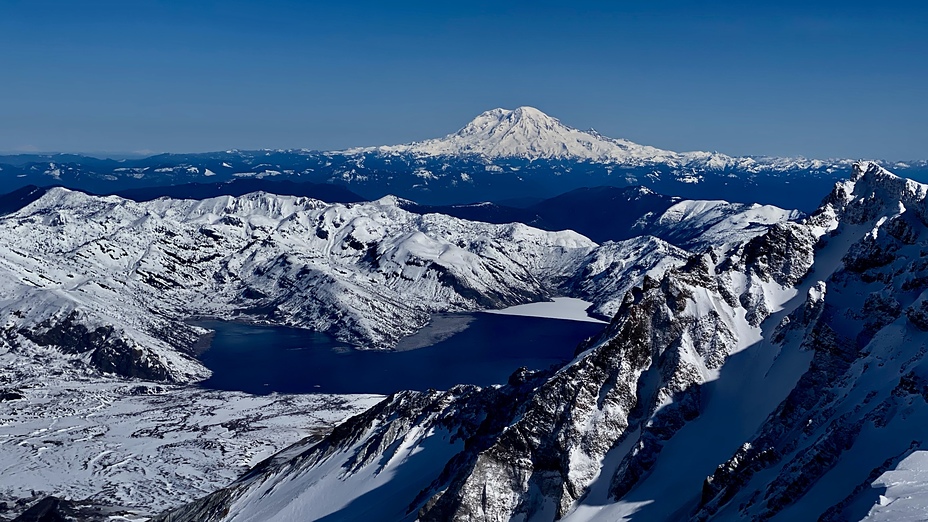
[412,216,816,521]
[694,162,928,520]
[161,163,928,521]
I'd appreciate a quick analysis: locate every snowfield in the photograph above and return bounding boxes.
[863,451,928,521]
[485,297,607,323]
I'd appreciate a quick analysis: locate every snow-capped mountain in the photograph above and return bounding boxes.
[346,106,683,163]
[155,162,928,522]
[345,106,848,174]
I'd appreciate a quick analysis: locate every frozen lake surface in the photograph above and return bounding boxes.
[486,297,608,323]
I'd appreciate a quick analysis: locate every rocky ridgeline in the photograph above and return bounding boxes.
[154,163,928,520]
[159,164,920,521]
[695,162,928,520]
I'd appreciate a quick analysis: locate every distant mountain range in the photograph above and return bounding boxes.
[3,107,926,210]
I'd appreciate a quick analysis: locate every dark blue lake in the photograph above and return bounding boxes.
[195,313,605,395]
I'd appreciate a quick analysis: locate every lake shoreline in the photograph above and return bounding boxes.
[194,312,605,395]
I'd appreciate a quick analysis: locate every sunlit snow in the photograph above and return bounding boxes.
[485,297,606,323]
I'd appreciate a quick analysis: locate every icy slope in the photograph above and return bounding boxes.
[0,189,595,382]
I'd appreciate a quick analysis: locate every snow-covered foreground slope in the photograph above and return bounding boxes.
[157,162,928,522]
[861,451,928,521]
[0,189,596,383]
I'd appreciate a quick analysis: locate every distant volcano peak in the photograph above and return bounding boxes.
[347,106,680,163]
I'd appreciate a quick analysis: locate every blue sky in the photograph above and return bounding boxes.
[1,1,925,159]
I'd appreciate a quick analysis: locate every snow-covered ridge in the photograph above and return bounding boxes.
[0,187,597,383]
[0,182,801,387]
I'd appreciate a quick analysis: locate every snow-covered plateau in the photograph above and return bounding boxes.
[485,297,607,324]
[0,353,379,520]
[147,162,928,522]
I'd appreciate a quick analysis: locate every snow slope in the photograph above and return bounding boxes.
[862,451,928,521]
